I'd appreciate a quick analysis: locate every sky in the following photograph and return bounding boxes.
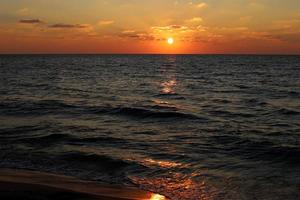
[0,0,300,54]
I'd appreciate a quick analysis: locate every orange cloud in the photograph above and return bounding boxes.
[186,17,203,23]
[194,2,208,9]
[98,20,114,26]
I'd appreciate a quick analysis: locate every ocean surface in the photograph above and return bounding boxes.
[0,55,299,200]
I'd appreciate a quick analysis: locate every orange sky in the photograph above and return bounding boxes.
[0,0,300,54]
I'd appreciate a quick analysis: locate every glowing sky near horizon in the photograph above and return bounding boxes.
[0,0,300,54]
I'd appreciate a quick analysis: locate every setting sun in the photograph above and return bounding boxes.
[167,37,174,45]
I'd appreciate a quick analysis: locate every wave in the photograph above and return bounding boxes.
[0,124,53,142]
[58,152,133,172]
[0,125,47,136]
[147,104,178,111]
[212,99,232,104]
[261,108,300,117]
[0,99,78,116]
[243,98,268,106]
[0,150,146,183]
[68,136,128,145]
[211,135,300,166]
[276,108,300,116]
[154,93,186,100]
[208,110,255,118]
[89,104,203,120]
[16,133,71,145]
[106,107,202,120]
[0,99,203,120]
[13,133,130,147]
[288,91,300,97]
[131,131,158,135]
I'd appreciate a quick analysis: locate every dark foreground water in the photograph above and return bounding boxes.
[0,55,299,200]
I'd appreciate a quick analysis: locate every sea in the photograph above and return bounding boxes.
[0,55,299,200]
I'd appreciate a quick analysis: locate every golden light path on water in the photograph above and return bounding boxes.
[133,56,217,200]
[143,158,183,168]
[161,79,177,94]
[132,173,217,200]
[149,194,167,200]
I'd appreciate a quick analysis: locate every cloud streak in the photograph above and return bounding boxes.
[19,19,43,24]
[196,2,208,9]
[49,24,89,29]
[98,20,114,25]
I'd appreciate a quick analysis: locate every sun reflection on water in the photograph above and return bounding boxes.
[160,79,177,94]
[152,99,169,105]
[144,158,182,168]
[149,194,167,200]
[131,172,218,200]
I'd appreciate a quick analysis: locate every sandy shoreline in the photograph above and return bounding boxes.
[0,168,166,200]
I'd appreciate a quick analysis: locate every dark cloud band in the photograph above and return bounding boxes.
[49,24,87,28]
[19,19,42,24]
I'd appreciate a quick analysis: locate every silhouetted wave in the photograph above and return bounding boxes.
[276,108,300,116]
[0,99,78,116]
[0,99,203,120]
[0,125,48,136]
[211,135,300,166]
[155,93,186,99]
[107,107,202,120]
[16,133,71,145]
[209,110,255,118]
[59,152,132,171]
[13,133,130,147]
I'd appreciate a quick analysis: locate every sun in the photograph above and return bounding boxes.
[167,37,174,45]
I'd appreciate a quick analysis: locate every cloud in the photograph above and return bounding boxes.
[122,30,136,34]
[170,25,185,29]
[196,2,208,9]
[16,8,30,16]
[273,33,300,43]
[98,20,114,25]
[151,25,188,32]
[188,2,208,9]
[19,19,43,24]
[249,2,264,10]
[186,17,203,23]
[272,19,300,30]
[49,23,89,29]
[267,19,300,43]
[120,32,156,41]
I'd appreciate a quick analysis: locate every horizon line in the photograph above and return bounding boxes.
[1,53,300,56]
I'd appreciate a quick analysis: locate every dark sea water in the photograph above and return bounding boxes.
[0,55,299,200]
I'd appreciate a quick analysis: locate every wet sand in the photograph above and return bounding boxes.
[0,169,166,200]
